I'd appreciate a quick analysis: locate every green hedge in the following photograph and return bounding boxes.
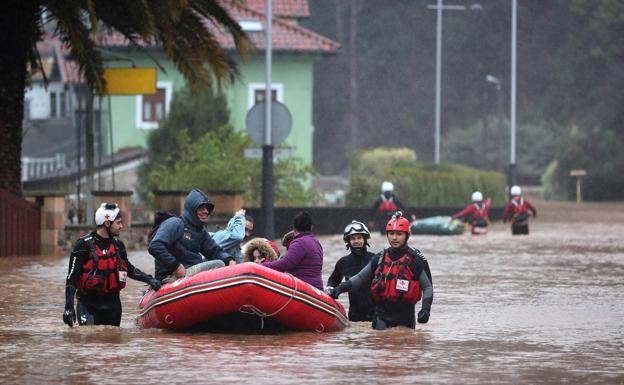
[347,161,507,207]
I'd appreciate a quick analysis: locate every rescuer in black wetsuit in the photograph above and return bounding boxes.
[63,203,162,327]
[326,220,376,322]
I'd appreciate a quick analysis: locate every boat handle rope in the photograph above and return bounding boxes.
[239,273,298,329]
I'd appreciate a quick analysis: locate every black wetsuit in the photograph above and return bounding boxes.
[65,232,154,326]
[327,249,375,321]
[345,246,433,329]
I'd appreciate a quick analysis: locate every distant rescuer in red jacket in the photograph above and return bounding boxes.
[502,185,537,235]
[371,181,406,235]
[452,191,491,235]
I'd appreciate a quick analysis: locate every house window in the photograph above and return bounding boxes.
[50,92,57,118]
[254,89,277,104]
[248,83,283,109]
[142,88,166,122]
[136,82,172,129]
[59,91,67,117]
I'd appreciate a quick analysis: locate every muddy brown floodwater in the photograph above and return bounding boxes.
[0,201,623,384]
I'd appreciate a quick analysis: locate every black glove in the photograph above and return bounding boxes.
[417,309,430,324]
[329,281,352,299]
[63,307,76,327]
[147,277,162,291]
[327,287,340,299]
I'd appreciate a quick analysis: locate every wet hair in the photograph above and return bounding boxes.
[282,230,295,248]
[293,211,312,232]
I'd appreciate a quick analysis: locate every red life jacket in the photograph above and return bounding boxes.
[371,250,422,304]
[76,236,128,295]
[510,197,531,223]
[472,202,489,227]
[511,197,528,214]
[378,195,398,212]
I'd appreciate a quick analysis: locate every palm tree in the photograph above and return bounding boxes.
[0,0,249,195]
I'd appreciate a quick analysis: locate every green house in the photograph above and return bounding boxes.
[99,0,338,167]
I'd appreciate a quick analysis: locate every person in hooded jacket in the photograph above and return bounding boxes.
[326,220,376,322]
[148,189,234,281]
[242,238,280,263]
[63,203,162,327]
[329,212,433,330]
[211,209,254,264]
[371,181,407,234]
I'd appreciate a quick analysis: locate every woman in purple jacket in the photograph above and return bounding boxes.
[262,211,323,290]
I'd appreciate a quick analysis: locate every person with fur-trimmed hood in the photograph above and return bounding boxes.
[242,238,280,263]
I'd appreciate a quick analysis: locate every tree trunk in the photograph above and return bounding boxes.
[0,3,39,195]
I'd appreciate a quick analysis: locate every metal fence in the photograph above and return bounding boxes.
[0,190,40,257]
[21,153,67,181]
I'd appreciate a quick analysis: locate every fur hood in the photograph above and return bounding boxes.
[242,238,279,262]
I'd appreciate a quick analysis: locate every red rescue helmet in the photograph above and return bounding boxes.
[385,211,410,233]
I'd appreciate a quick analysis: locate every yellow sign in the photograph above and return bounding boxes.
[102,68,157,95]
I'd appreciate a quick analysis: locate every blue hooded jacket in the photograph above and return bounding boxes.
[211,213,245,263]
[148,189,231,280]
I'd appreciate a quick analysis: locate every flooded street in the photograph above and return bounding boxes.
[1,201,623,384]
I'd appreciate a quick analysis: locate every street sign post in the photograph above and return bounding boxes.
[244,147,293,160]
[245,100,292,146]
[570,169,587,203]
[245,98,292,238]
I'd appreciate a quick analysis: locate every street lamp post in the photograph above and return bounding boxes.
[434,0,442,164]
[509,0,517,187]
[428,1,483,164]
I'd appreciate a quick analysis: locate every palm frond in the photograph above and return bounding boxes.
[45,0,105,92]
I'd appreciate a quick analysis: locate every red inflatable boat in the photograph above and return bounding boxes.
[136,262,348,333]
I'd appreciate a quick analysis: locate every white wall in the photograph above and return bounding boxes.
[24,82,66,120]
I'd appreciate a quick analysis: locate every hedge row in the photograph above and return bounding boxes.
[346,162,507,208]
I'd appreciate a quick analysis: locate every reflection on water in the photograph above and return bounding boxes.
[0,202,623,384]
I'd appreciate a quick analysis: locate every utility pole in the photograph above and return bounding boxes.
[261,0,275,239]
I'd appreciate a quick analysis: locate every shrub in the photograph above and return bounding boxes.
[346,148,506,207]
[351,147,417,176]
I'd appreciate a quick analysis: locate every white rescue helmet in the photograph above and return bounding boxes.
[343,220,371,243]
[95,203,121,225]
[381,181,394,193]
[510,185,522,196]
[471,191,483,202]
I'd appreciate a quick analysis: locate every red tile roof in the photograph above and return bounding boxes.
[96,0,339,54]
[219,1,339,53]
[243,0,309,18]
[34,0,337,86]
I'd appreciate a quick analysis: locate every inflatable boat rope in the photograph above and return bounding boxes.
[238,273,301,330]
